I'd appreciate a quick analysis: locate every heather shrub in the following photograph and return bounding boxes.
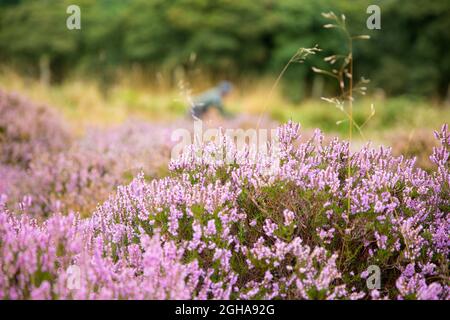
[89,122,449,299]
[0,90,71,167]
[3,120,177,217]
[0,199,201,299]
[80,120,176,178]
[24,149,124,217]
[2,114,275,217]
[0,165,26,196]
[1,115,447,299]
[388,129,439,171]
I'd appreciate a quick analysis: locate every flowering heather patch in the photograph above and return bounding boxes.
[80,119,177,177]
[0,90,71,167]
[1,122,448,299]
[18,120,176,217]
[1,91,281,217]
[388,129,439,171]
[0,106,178,216]
[0,203,201,299]
[0,165,26,196]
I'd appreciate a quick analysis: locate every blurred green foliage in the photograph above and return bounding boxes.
[0,0,449,100]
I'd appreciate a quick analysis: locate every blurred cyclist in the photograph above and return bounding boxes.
[189,81,233,119]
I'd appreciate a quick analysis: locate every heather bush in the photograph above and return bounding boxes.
[0,199,202,299]
[0,165,26,196]
[2,118,178,217]
[83,122,450,299]
[1,99,280,217]
[80,120,176,178]
[24,149,124,217]
[1,94,447,299]
[388,129,439,171]
[0,90,71,167]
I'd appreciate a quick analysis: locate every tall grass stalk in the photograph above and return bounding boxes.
[261,12,376,214]
[314,12,374,213]
[257,46,321,129]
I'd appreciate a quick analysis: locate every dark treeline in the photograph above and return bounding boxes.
[0,0,449,100]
